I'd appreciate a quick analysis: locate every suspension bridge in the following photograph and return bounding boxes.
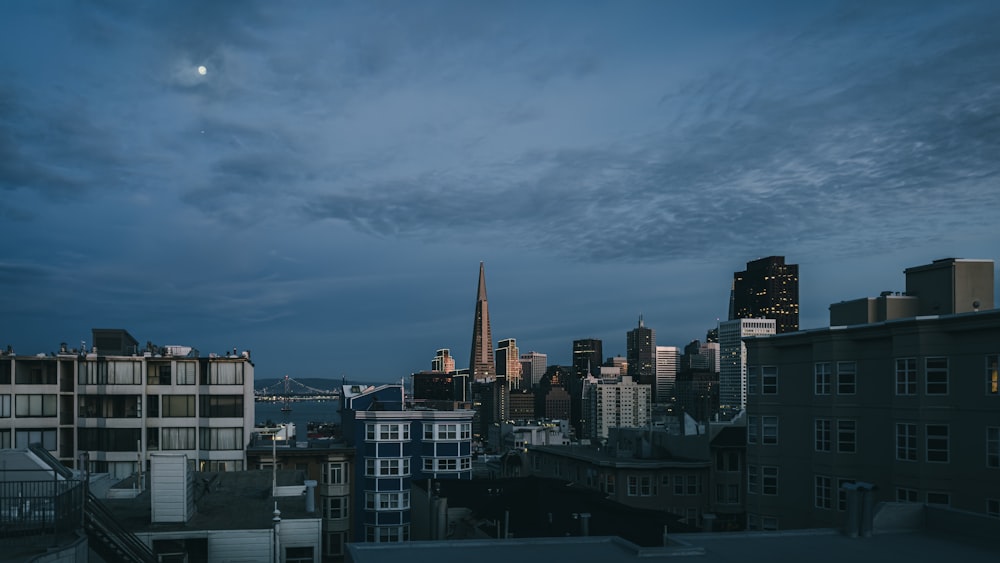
[254,375,341,407]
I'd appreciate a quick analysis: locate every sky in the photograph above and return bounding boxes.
[1,1,998,383]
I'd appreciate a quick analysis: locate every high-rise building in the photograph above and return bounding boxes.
[745,258,998,529]
[519,351,547,389]
[626,317,655,386]
[654,345,679,403]
[606,356,627,376]
[718,318,775,417]
[495,338,523,390]
[572,339,603,378]
[729,256,799,334]
[581,375,650,441]
[469,262,495,382]
[431,348,456,373]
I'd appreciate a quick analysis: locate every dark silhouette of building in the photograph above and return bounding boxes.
[728,256,799,333]
[572,339,603,378]
[469,262,495,380]
[412,370,468,403]
[626,316,655,386]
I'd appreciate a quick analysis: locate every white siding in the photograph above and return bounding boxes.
[150,453,192,523]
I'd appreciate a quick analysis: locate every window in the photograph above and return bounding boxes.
[837,362,856,395]
[162,395,195,417]
[199,395,243,417]
[107,361,142,384]
[747,465,759,495]
[78,428,143,452]
[366,525,409,543]
[323,462,347,485]
[989,427,1000,468]
[762,466,778,495]
[146,395,159,418]
[176,362,196,385]
[926,424,949,463]
[205,361,245,385]
[686,475,698,495]
[365,491,409,511]
[837,479,853,511]
[0,430,10,449]
[837,420,856,453]
[199,427,242,450]
[148,364,171,385]
[815,419,831,452]
[285,547,314,563]
[161,427,196,449]
[987,355,999,395]
[365,458,410,477]
[925,357,948,395]
[0,395,9,418]
[747,415,758,444]
[604,474,615,494]
[324,496,348,519]
[762,416,778,445]
[814,363,831,395]
[761,517,778,531]
[15,428,56,450]
[988,499,1000,519]
[627,475,639,496]
[896,423,917,461]
[15,363,57,385]
[366,423,410,442]
[14,394,57,417]
[761,366,778,394]
[895,358,917,395]
[673,475,684,495]
[927,492,950,506]
[423,422,471,440]
[748,366,758,395]
[815,475,832,509]
[323,532,346,557]
[896,488,918,502]
[147,427,159,451]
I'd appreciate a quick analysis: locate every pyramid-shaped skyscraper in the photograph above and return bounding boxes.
[469,262,495,381]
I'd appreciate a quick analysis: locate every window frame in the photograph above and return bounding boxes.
[925,357,949,395]
[895,358,917,396]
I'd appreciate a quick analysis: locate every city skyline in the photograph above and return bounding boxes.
[1,1,998,382]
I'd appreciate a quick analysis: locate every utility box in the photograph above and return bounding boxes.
[150,453,195,523]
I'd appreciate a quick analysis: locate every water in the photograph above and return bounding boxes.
[254,399,341,439]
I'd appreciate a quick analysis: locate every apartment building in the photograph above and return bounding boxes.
[745,258,1000,529]
[0,328,254,477]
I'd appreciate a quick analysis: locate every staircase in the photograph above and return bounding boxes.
[27,444,157,563]
[83,490,158,563]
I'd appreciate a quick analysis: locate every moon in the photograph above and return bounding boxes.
[197,65,207,76]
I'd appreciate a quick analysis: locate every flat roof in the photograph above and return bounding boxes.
[102,469,318,534]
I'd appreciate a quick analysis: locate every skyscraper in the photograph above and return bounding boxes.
[519,351,547,389]
[729,256,800,334]
[432,348,456,373]
[718,317,775,417]
[654,345,679,403]
[469,262,495,381]
[626,316,655,386]
[495,338,523,389]
[572,338,603,378]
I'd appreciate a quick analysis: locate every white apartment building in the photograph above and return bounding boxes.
[718,318,775,417]
[582,375,651,441]
[0,329,254,477]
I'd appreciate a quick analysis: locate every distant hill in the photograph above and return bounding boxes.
[254,377,392,393]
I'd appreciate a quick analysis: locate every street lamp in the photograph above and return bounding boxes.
[272,503,281,563]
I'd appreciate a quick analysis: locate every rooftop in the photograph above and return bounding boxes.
[103,469,318,534]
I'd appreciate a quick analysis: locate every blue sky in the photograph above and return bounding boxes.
[2,1,998,382]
